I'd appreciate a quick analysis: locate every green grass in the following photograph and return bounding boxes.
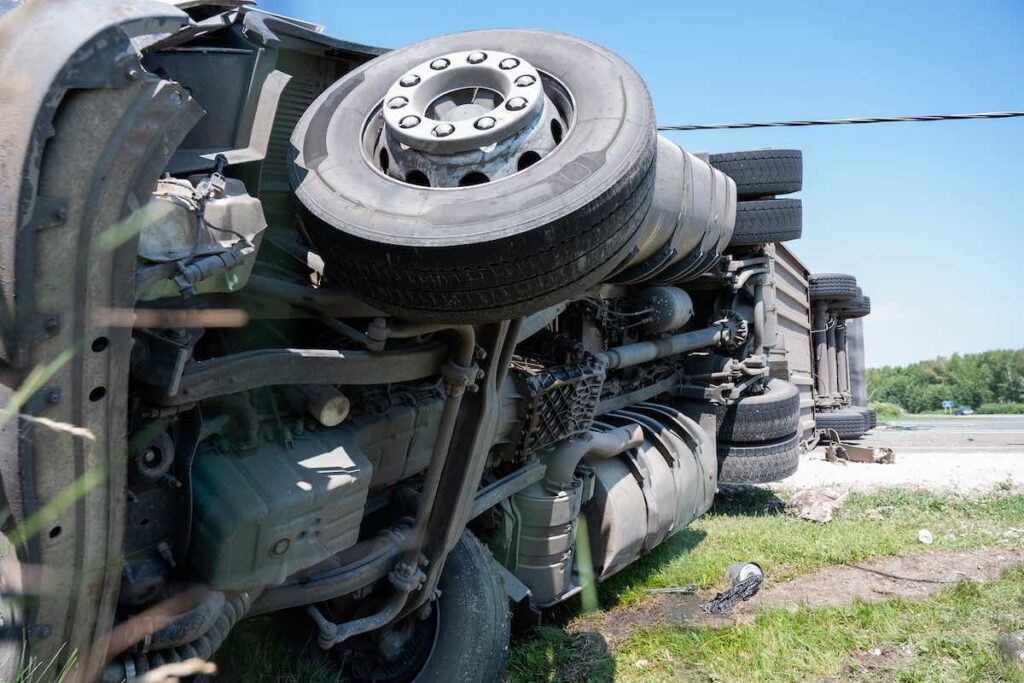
[871,401,904,421]
[216,611,340,683]
[589,487,1024,609]
[978,403,1024,415]
[549,570,1024,682]
[507,487,1024,682]
[219,488,1024,681]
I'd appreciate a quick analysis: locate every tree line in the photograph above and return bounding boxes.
[867,349,1024,414]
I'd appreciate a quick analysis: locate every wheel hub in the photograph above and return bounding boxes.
[370,49,571,187]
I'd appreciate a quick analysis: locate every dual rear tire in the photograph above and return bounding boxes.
[711,379,803,485]
[709,149,803,247]
[816,408,868,440]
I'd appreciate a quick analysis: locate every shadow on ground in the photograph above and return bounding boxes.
[710,484,786,517]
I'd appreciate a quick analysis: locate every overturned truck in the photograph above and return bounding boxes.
[0,2,870,680]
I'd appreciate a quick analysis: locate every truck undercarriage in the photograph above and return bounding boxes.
[0,2,873,680]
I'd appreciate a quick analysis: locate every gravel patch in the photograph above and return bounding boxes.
[778,416,1024,494]
[779,449,1024,494]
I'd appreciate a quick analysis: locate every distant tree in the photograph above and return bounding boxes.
[867,349,1024,413]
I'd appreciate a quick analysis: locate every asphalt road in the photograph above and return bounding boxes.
[861,415,1024,452]
[779,415,1024,493]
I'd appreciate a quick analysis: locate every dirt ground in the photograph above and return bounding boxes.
[572,548,1024,647]
[750,547,1024,610]
[780,415,1024,493]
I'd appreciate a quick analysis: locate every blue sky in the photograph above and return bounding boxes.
[263,0,1024,367]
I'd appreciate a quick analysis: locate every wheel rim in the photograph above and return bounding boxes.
[364,49,574,188]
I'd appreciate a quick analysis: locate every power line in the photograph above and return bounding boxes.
[657,110,1024,132]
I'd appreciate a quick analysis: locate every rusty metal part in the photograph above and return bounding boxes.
[825,441,895,464]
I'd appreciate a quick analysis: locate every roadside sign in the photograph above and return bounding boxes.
[942,400,954,409]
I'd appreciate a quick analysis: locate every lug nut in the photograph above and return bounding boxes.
[467,51,487,64]
[387,96,409,109]
[514,74,536,87]
[430,58,450,70]
[399,74,421,87]
[498,57,520,70]
[474,116,496,130]
[399,115,421,128]
[432,123,455,137]
[506,97,528,111]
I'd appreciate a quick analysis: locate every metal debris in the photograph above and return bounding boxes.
[700,574,763,614]
[825,442,895,464]
[726,562,763,585]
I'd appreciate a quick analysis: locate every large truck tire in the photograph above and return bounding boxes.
[716,378,801,442]
[728,199,802,246]
[416,533,511,682]
[809,273,859,301]
[345,532,510,682]
[708,149,802,197]
[854,406,878,430]
[291,29,657,323]
[816,408,867,440]
[839,295,871,318]
[717,433,801,485]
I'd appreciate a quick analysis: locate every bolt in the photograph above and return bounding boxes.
[506,97,528,111]
[430,58,450,70]
[432,123,455,137]
[514,74,536,87]
[399,115,421,129]
[157,541,177,568]
[125,67,140,81]
[474,116,496,130]
[467,51,487,64]
[498,57,520,70]
[53,205,67,222]
[45,389,60,405]
[399,74,421,87]
[271,537,291,556]
[142,448,159,467]
[169,90,182,105]
[395,560,416,579]
[42,315,59,333]
[387,96,409,109]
